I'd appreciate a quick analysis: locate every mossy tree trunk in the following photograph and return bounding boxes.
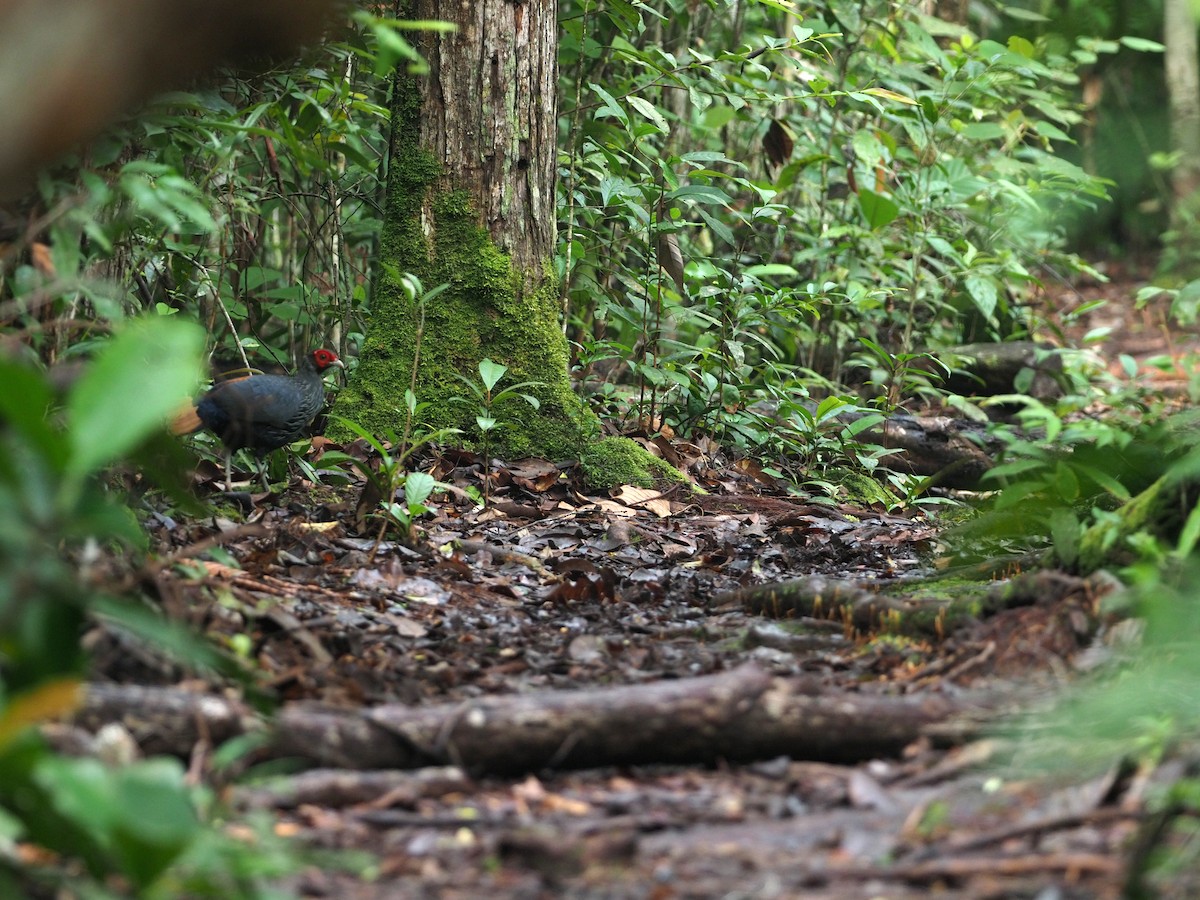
[331,0,593,460]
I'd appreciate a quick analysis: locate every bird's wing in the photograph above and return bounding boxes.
[211,375,298,427]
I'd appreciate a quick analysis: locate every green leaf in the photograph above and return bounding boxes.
[1049,509,1080,567]
[1119,36,1164,53]
[0,360,62,469]
[919,95,939,123]
[702,106,736,129]
[1006,35,1035,59]
[66,317,204,482]
[667,184,733,205]
[959,121,1006,141]
[1177,503,1200,557]
[744,264,799,278]
[814,396,848,422]
[1000,5,1049,22]
[627,95,669,132]
[1054,461,1080,502]
[964,274,999,321]
[111,759,199,886]
[856,188,900,229]
[478,358,508,391]
[588,83,629,125]
[851,130,887,166]
[404,471,437,507]
[1171,279,1200,325]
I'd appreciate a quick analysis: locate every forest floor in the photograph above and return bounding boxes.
[93,259,1198,899]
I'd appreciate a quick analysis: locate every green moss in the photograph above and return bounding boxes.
[829,468,900,508]
[1074,475,1168,572]
[579,437,691,492]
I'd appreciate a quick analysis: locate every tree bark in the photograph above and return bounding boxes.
[1166,0,1200,205]
[330,0,594,461]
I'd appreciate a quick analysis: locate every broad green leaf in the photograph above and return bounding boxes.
[0,360,62,469]
[111,760,199,887]
[628,95,669,132]
[1007,35,1035,59]
[67,317,204,481]
[588,83,629,125]
[851,130,887,166]
[405,471,437,506]
[1054,461,1080,502]
[843,413,886,437]
[1119,36,1164,53]
[959,121,1006,141]
[965,275,999,321]
[856,188,900,229]
[814,396,848,422]
[1032,119,1071,142]
[919,95,939,123]
[35,756,116,839]
[702,106,736,129]
[668,184,733,205]
[478,358,508,391]
[1171,279,1200,325]
[744,264,799,278]
[752,0,798,13]
[1000,5,1049,21]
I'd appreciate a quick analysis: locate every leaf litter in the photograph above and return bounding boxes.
[89,419,1160,900]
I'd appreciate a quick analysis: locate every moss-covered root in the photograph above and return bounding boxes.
[579,436,690,492]
[717,574,1011,640]
[1074,475,1176,573]
[721,569,1112,642]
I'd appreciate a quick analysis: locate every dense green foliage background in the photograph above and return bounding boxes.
[0,0,1197,894]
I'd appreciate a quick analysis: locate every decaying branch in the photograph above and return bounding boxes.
[273,664,966,774]
[69,667,972,775]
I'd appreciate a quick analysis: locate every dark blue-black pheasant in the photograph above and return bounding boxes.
[172,348,344,487]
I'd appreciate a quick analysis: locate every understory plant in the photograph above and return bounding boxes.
[559,0,1115,491]
[0,318,331,896]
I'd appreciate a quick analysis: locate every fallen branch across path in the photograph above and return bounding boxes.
[68,667,973,774]
[272,664,966,774]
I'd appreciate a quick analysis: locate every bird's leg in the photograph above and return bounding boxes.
[223,449,233,492]
[257,454,270,493]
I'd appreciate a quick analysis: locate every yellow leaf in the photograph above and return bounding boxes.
[0,678,84,749]
[862,87,918,105]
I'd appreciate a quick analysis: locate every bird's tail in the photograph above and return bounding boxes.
[169,403,203,435]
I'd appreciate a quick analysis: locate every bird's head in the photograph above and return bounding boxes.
[311,348,345,371]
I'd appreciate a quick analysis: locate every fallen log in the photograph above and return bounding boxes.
[857,411,997,489]
[935,341,1065,399]
[75,683,258,757]
[67,669,970,775]
[787,401,998,489]
[272,664,964,774]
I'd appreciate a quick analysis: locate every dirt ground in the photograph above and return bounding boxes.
[83,260,1199,898]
